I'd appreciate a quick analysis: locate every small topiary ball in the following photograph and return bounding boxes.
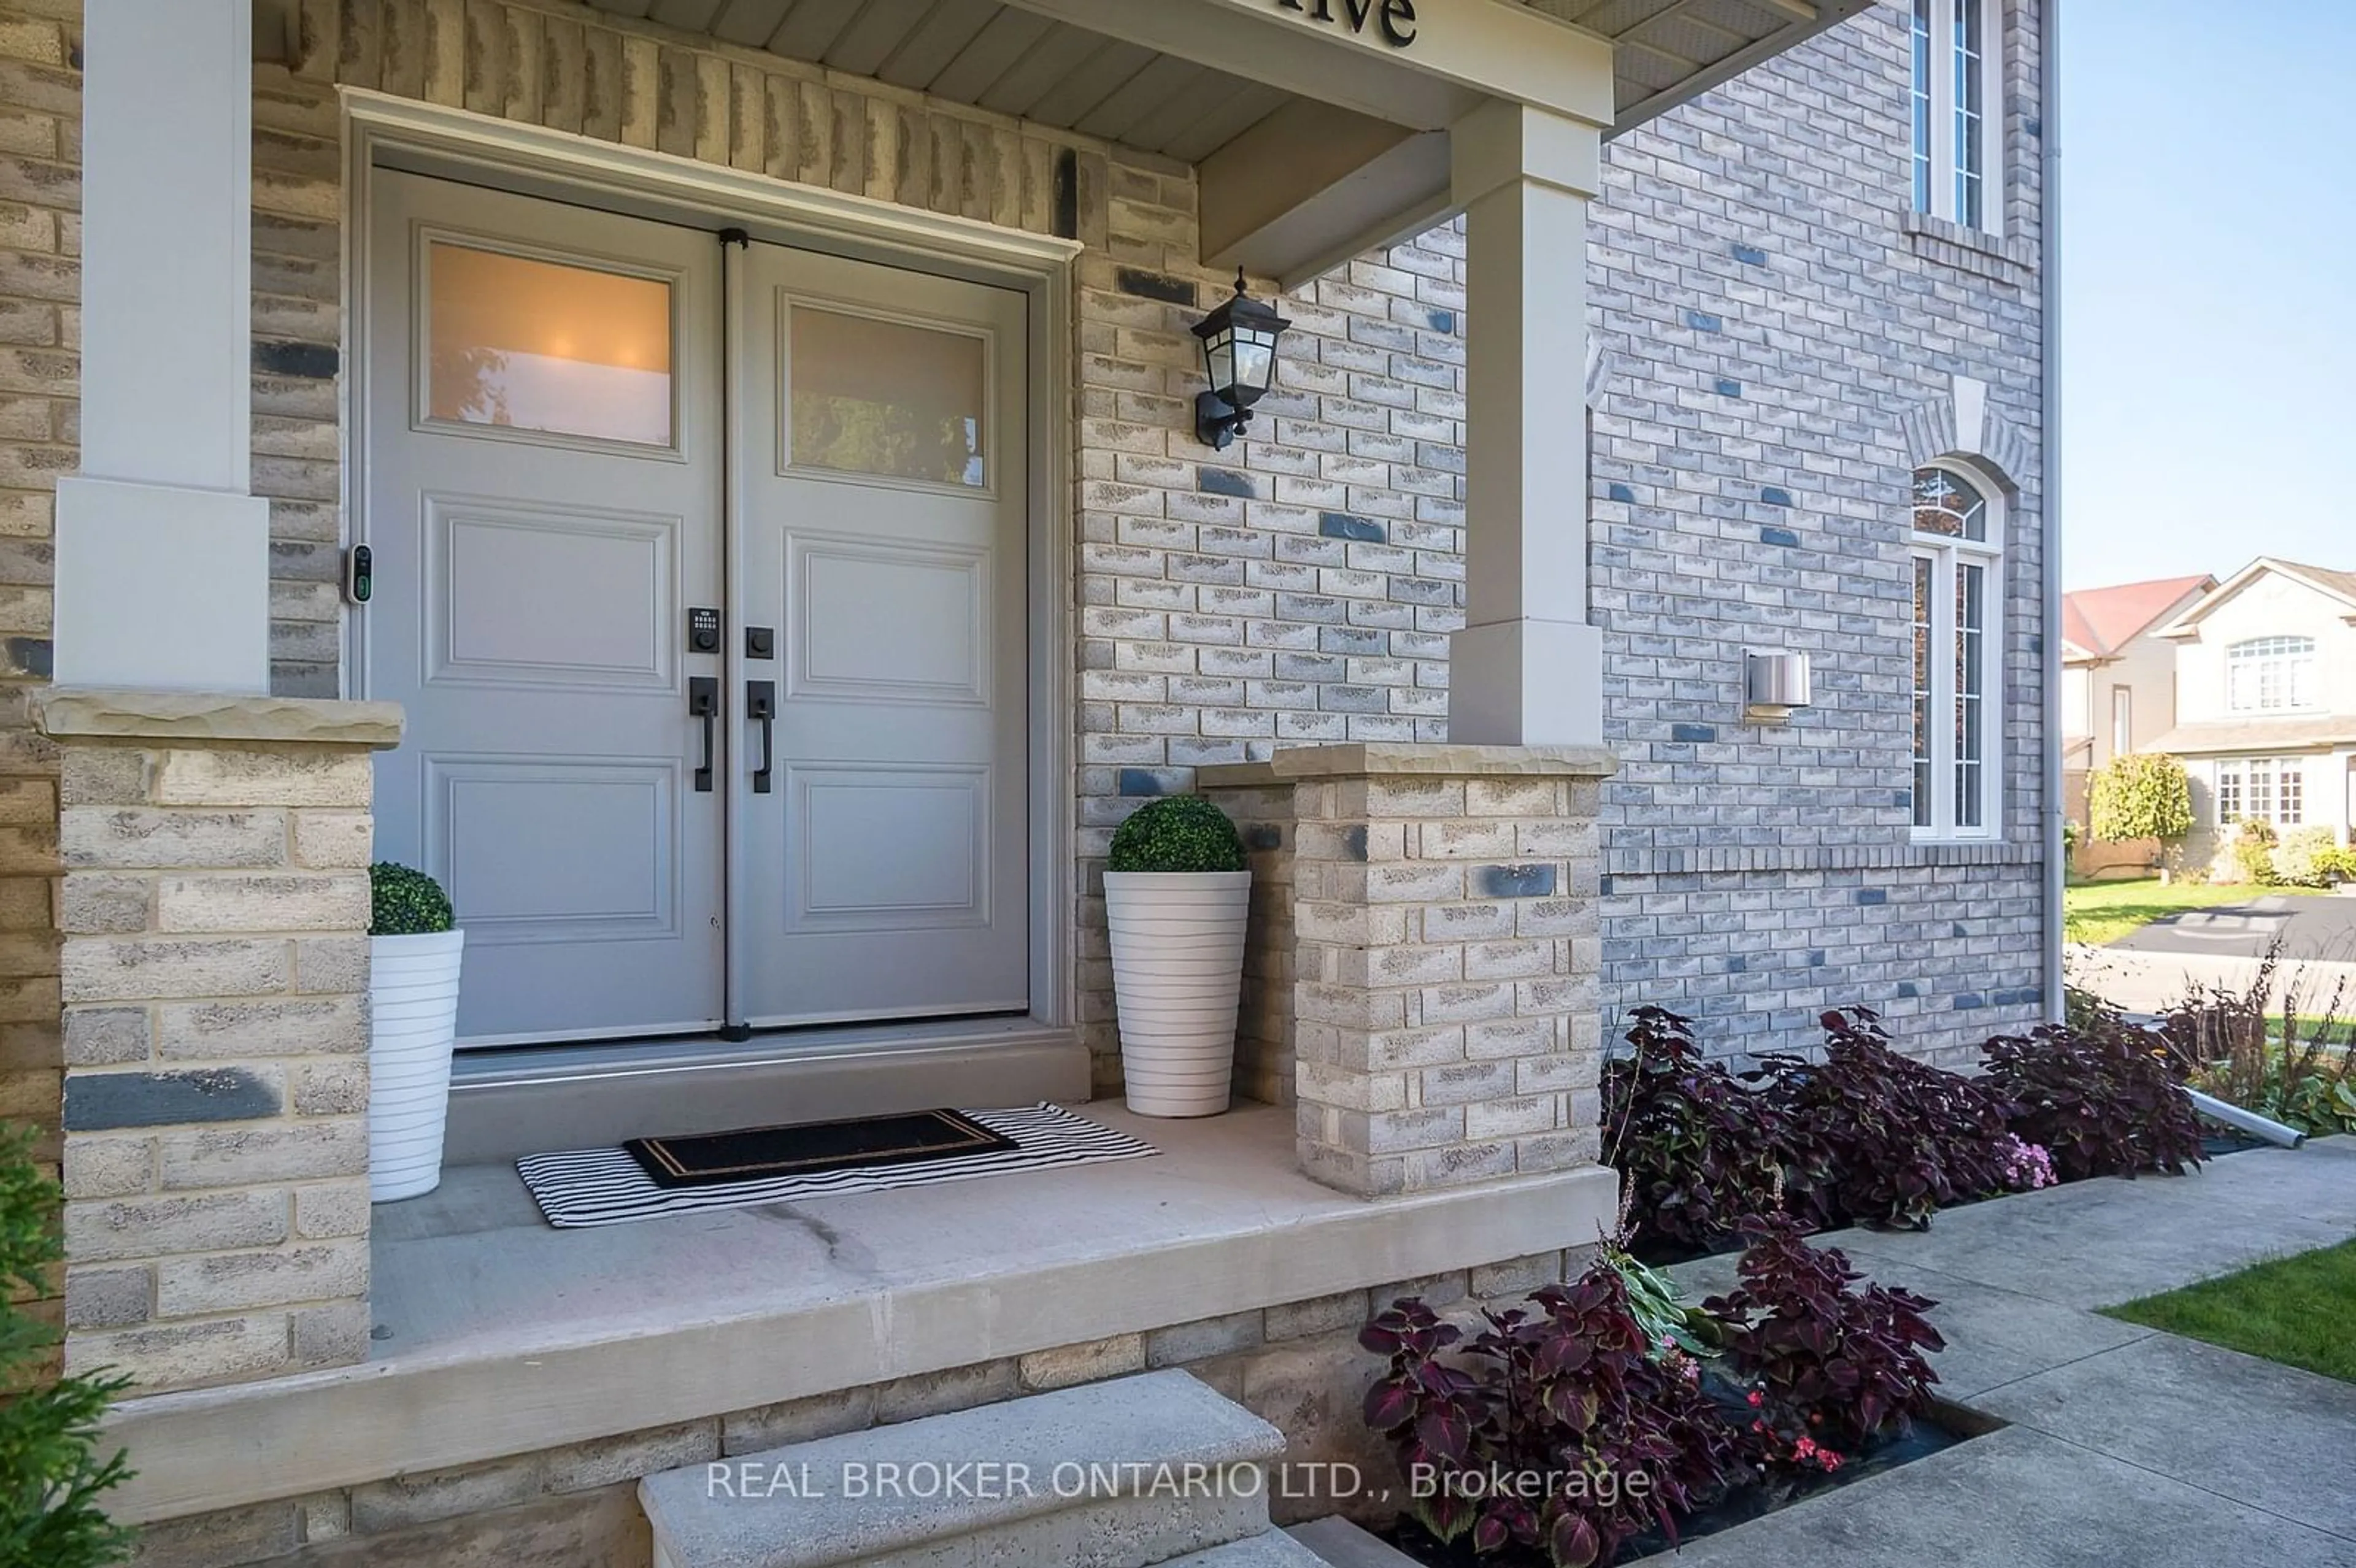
[371,862,455,936]
[1107,796,1248,875]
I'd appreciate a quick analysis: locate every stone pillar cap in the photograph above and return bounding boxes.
[34,688,406,749]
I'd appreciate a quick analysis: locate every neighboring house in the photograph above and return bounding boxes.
[2060,574,2212,873]
[2150,558,2356,871]
[1,2,2051,1564]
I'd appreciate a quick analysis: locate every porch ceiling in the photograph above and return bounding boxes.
[591,0,1874,161]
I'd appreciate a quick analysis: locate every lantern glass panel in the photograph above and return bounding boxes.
[1203,328,1237,399]
[1233,326,1275,394]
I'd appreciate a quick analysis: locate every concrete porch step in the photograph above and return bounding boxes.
[639,1370,1287,1568]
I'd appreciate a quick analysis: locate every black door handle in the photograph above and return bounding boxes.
[748,681,776,794]
[688,677,719,793]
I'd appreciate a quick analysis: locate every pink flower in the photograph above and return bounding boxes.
[1746,1389,1764,1407]
[1819,1451,1844,1472]
[1793,1437,1817,1461]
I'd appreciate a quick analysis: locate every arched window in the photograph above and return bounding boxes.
[2227,636,2317,713]
[1910,464,2003,837]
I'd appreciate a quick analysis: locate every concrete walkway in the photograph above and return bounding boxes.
[1664,1137,2356,1567]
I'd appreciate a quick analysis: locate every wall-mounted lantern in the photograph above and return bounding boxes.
[1746,650,1814,724]
[1192,269,1290,451]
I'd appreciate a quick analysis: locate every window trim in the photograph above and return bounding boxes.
[2110,685,2132,759]
[1909,0,2003,236]
[1910,461,2004,842]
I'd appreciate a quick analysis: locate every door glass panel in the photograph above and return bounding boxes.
[787,304,987,488]
[426,242,674,447]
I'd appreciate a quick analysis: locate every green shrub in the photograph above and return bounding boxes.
[2311,844,2356,885]
[2231,820,2278,886]
[2087,753,2193,847]
[2272,826,2340,889]
[0,1126,134,1567]
[369,862,455,936]
[1106,796,1246,875]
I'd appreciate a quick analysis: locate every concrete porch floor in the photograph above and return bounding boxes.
[101,1101,1617,1526]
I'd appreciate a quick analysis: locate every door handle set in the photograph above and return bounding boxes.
[747,681,777,794]
[688,678,719,793]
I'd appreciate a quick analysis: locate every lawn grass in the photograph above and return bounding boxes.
[2102,1239,2356,1383]
[2063,877,2255,947]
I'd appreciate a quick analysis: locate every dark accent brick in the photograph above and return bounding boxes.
[1427,309,1456,333]
[1317,512,1386,543]
[1342,825,1368,862]
[1954,993,1986,1010]
[1760,526,1801,548]
[1607,483,1637,504]
[1855,889,1888,906]
[2028,634,2042,655]
[4,637,50,678]
[253,339,338,379]
[1896,791,1915,810]
[1897,982,1920,999]
[1198,467,1255,499]
[1733,244,1769,266]
[1476,864,1558,899]
[1715,379,1744,398]
[1115,267,1198,307]
[1727,955,1747,974]
[1599,875,1614,896]
[65,1069,281,1131]
[1117,769,1165,797]
[1052,148,1079,241]
[1808,950,1827,968]
[1244,824,1283,851]
[1760,486,1794,507]
[1952,923,1969,940]
[1686,311,1723,332]
[1671,724,1716,744]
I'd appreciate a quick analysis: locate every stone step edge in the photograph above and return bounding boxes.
[639,1370,1287,1568]
[1161,1526,1335,1566]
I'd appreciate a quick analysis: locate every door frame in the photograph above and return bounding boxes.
[342,91,1084,1045]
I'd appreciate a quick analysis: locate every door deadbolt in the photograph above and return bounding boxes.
[688,607,722,655]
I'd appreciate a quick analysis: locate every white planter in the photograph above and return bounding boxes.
[1104,870,1251,1118]
[368,929,465,1202]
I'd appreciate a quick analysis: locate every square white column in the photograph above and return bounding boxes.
[52,0,270,693]
[1447,99,1606,747]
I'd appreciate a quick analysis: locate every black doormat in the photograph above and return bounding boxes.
[625,1107,1015,1189]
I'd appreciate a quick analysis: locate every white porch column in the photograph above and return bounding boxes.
[53,0,269,693]
[1447,99,1605,747]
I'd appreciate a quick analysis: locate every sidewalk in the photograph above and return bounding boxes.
[2066,941,2356,1015]
[1665,1138,2356,1567]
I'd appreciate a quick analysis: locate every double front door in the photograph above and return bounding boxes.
[366,172,1030,1045]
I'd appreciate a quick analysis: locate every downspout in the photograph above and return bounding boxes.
[2040,0,2067,1021]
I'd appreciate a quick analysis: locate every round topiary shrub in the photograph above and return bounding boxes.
[371,862,455,936]
[1107,796,1246,875]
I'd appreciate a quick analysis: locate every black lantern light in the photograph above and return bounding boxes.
[1192,269,1290,451]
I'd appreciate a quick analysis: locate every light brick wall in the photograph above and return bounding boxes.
[1205,750,1611,1195]
[1587,0,2050,1067]
[52,723,379,1393]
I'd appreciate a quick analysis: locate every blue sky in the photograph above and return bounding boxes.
[2060,0,2355,591]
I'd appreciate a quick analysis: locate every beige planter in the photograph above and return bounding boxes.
[1103,870,1251,1118]
[368,929,465,1202]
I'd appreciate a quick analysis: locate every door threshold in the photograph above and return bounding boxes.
[442,1017,1091,1164]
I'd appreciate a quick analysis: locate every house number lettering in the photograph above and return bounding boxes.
[1276,0,1420,50]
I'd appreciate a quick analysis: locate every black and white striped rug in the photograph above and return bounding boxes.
[515,1103,1160,1229]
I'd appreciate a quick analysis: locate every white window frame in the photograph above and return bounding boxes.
[2110,685,2132,759]
[2217,758,2306,830]
[2226,636,2318,715]
[1910,0,2002,234]
[1910,462,2004,841]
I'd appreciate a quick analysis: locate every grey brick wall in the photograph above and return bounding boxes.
[1586,0,2049,1066]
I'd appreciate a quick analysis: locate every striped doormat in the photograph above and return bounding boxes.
[515,1102,1160,1229]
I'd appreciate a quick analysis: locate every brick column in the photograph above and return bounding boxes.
[38,690,401,1394]
[1201,744,1615,1197]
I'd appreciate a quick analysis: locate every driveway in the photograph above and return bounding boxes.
[2108,891,2356,963]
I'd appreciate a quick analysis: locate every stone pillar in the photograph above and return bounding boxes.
[1446,99,1606,748]
[1200,744,1615,1197]
[1201,777,1299,1108]
[40,690,401,1394]
[53,0,271,693]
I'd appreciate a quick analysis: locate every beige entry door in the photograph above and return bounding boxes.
[730,244,1031,1026]
[366,172,728,1043]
